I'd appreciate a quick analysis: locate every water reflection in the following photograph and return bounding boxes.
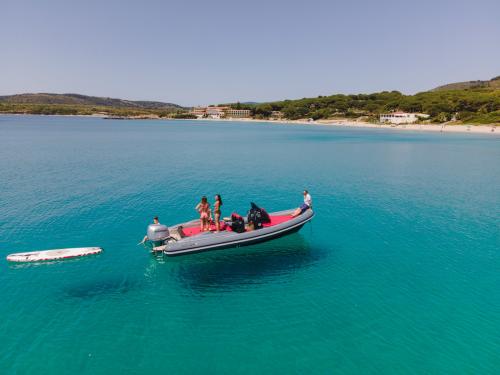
[6,253,101,270]
[155,234,326,293]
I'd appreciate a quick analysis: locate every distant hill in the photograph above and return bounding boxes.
[431,76,500,91]
[0,93,184,110]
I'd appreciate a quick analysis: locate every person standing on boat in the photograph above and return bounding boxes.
[213,194,223,232]
[195,196,211,231]
[291,190,312,217]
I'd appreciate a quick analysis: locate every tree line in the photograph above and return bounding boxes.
[0,103,182,118]
[229,88,500,124]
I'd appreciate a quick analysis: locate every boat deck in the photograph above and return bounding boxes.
[181,215,293,237]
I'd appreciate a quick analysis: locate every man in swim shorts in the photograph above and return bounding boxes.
[291,190,312,217]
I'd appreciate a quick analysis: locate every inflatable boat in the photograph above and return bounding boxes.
[149,208,314,256]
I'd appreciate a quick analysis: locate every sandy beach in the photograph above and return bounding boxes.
[314,119,499,135]
[200,117,499,135]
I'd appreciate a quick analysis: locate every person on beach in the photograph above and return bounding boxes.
[195,196,211,231]
[213,194,223,232]
[140,216,160,244]
[291,190,312,217]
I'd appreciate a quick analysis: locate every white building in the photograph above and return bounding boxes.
[225,108,251,118]
[380,111,429,124]
[206,106,228,119]
[190,106,207,118]
[191,106,250,119]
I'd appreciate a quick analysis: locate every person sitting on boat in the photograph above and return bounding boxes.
[195,196,211,232]
[170,225,186,241]
[291,190,312,217]
[213,194,223,232]
[140,216,160,244]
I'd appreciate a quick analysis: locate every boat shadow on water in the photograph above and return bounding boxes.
[157,233,327,293]
[59,235,327,299]
[62,276,141,299]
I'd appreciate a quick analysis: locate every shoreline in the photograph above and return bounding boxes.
[189,117,500,135]
[1,112,498,135]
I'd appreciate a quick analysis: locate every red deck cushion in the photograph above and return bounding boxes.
[263,215,292,227]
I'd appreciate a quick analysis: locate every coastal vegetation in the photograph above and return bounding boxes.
[0,93,184,118]
[0,93,182,110]
[0,102,183,118]
[229,83,500,124]
[171,112,197,119]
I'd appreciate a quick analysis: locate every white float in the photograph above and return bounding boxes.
[6,247,102,262]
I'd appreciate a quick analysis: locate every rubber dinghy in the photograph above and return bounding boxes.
[6,247,103,262]
[152,208,314,256]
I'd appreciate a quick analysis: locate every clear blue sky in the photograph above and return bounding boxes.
[2,0,499,106]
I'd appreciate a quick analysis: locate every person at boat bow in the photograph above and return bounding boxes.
[291,190,312,217]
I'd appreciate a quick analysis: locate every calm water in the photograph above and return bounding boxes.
[0,116,499,374]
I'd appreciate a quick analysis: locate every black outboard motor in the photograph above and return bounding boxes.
[230,213,246,233]
[247,202,270,230]
[259,204,271,224]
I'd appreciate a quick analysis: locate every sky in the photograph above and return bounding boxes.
[1,0,499,106]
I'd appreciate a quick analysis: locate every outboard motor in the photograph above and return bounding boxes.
[147,224,170,246]
[248,202,270,229]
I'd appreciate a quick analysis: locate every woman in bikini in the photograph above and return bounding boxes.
[195,196,211,231]
[213,194,223,232]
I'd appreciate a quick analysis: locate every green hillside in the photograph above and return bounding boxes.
[431,76,500,91]
[0,93,184,117]
[0,93,183,109]
[230,79,500,124]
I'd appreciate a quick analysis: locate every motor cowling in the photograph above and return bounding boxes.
[147,224,170,243]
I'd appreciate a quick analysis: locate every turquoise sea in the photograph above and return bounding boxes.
[0,115,499,374]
